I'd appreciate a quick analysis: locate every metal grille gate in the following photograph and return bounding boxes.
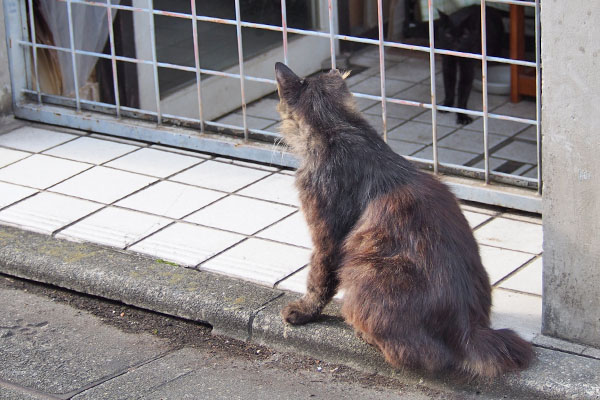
[2,0,542,212]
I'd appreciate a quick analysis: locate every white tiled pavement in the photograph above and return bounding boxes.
[0,124,543,340]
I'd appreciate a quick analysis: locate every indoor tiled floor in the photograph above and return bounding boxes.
[0,124,543,340]
[216,47,538,179]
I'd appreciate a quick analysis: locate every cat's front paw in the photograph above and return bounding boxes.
[456,113,473,125]
[281,301,317,325]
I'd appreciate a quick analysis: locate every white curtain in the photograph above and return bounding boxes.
[37,1,119,98]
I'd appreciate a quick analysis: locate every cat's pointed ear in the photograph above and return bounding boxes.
[437,9,450,24]
[275,62,302,89]
[329,69,352,80]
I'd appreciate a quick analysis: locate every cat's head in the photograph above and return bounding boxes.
[274,62,354,156]
[437,10,479,53]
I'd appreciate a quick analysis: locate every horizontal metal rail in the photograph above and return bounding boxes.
[351,92,537,125]
[20,89,280,140]
[18,79,537,127]
[486,0,535,6]
[15,40,278,85]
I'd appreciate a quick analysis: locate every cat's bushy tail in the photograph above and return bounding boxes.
[461,327,534,378]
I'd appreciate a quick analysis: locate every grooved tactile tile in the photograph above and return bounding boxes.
[116,181,225,219]
[0,155,90,189]
[275,266,309,293]
[491,289,541,341]
[201,238,311,286]
[462,210,493,229]
[0,126,77,152]
[475,217,543,254]
[0,192,102,234]
[57,207,170,248]
[479,245,536,285]
[105,148,202,178]
[130,222,244,266]
[0,147,30,168]
[499,257,543,296]
[171,160,270,192]
[237,173,300,206]
[185,195,295,235]
[256,212,313,248]
[0,182,38,209]
[50,166,157,204]
[44,136,139,164]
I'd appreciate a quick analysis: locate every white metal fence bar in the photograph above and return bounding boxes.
[5,0,37,106]
[234,0,248,140]
[147,0,161,123]
[487,0,534,6]
[25,0,40,103]
[481,0,490,183]
[66,0,80,111]
[535,0,542,193]
[377,0,387,141]
[427,0,438,174]
[190,0,204,132]
[328,0,336,69]
[105,0,120,118]
[281,0,288,65]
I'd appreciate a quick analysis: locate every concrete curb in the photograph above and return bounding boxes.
[1,225,599,399]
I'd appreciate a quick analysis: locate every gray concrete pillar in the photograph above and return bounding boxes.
[542,1,600,347]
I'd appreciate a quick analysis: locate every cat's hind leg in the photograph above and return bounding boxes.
[340,260,455,374]
[343,284,455,373]
[356,329,378,347]
[378,332,455,374]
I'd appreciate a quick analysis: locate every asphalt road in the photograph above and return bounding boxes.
[0,273,466,400]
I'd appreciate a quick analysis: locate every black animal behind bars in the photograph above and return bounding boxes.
[275,62,533,378]
[437,5,504,124]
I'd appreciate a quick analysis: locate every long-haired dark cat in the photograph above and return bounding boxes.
[437,5,504,124]
[274,62,532,378]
